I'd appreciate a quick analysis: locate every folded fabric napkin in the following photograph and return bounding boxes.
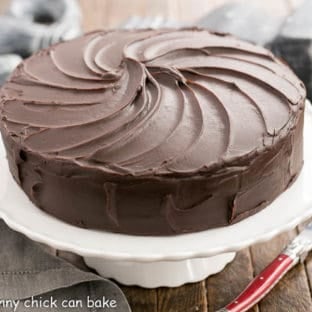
[0,220,131,311]
[198,1,285,45]
[270,0,312,99]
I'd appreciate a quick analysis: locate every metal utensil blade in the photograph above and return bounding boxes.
[284,222,312,261]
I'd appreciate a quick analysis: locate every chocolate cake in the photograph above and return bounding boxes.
[0,29,306,235]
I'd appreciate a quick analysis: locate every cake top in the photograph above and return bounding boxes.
[0,29,306,176]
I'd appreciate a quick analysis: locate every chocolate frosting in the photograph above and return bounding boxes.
[0,29,306,235]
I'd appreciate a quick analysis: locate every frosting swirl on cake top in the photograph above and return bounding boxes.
[0,29,306,175]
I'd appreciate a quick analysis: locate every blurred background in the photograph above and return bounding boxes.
[0,0,304,31]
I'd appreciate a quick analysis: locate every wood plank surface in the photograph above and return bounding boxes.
[157,281,208,312]
[120,286,158,312]
[0,0,310,311]
[207,249,259,312]
[251,230,312,312]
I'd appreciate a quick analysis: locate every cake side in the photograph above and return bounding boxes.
[0,29,306,235]
[0,106,304,235]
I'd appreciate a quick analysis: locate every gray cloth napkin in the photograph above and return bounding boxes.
[198,1,285,46]
[270,0,312,99]
[0,220,131,312]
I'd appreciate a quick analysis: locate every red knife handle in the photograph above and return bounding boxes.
[220,253,298,312]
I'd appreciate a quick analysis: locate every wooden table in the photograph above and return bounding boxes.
[1,0,311,311]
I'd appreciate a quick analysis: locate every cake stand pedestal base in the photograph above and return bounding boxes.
[84,252,236,288]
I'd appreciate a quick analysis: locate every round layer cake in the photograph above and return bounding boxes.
[0,29,306,235]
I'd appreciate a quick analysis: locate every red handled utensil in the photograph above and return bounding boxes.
[216,222,312,312]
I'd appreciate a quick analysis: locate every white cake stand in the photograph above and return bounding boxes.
[1,105,312,288]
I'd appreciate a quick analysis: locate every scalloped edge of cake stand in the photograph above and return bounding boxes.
[84,253,236,288]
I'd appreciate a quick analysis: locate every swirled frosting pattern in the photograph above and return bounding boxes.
[0,29,306,176]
